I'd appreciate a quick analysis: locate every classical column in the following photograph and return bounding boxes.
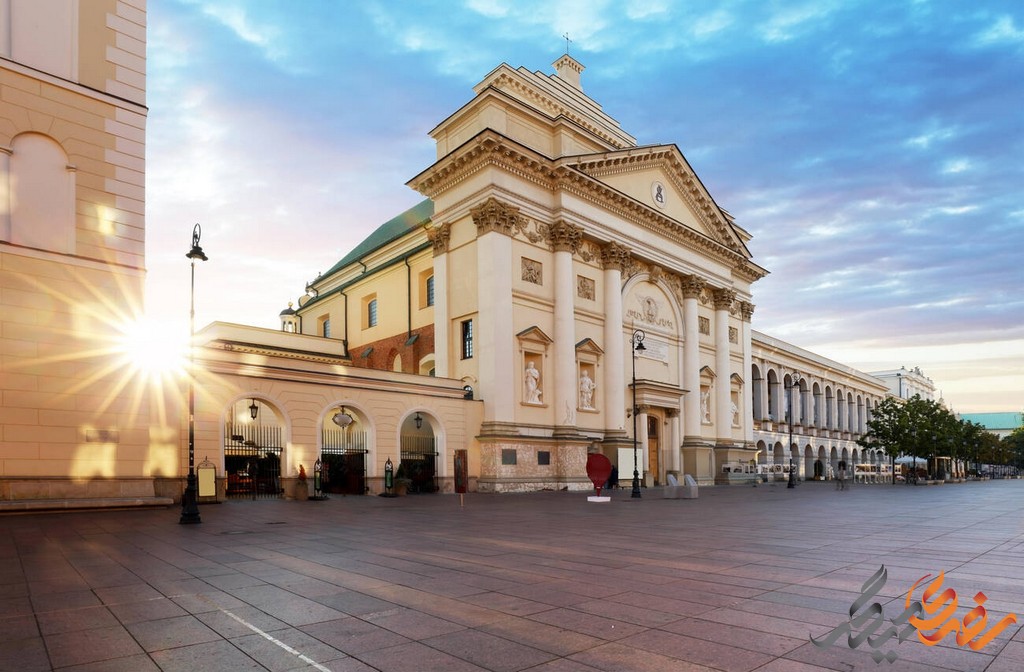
[638,405,650,474]
[548,219,583,433]
[713,288,736,442]
[667,408,681,474]
[601,242,630,433]
[740,301,755,446]
[471,198,518,423]
[680,275,705,441]
[428,223,451,378]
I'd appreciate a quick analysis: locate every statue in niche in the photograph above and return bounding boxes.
[579,370,597,409]
[701,388,711,423]
[731,401,739,426]
[524,361,542,404]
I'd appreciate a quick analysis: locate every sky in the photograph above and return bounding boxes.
[144,0,1024,414]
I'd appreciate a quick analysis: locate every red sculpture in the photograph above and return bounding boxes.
[586,453,612,497]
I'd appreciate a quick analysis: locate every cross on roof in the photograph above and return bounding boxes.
[563,32,572,55]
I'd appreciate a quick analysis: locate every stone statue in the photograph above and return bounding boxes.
[579,370,596,409]
[701,388,711,423]
[524,361,542,404]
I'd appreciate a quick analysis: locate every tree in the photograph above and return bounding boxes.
[858,396,909,484]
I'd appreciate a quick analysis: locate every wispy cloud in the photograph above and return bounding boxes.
[145,0,1024,413]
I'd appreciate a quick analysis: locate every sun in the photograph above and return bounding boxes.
[115,315,189,382]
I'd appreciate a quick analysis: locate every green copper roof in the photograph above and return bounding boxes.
[322,199,434,279]
[959,412,1023,430]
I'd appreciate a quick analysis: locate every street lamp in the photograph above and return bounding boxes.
[631,329,646,499]
[249,399,259,420]
[786,372,801,488]
[180,223,208,525]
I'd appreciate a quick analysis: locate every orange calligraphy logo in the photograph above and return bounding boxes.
[905,571,1018,650]
[811,565,1018,664]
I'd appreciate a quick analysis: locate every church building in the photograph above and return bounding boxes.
[291,56,767,490]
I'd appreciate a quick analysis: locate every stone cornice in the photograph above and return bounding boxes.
[569,147,739,255]
[486,70,634,149]
[408,131,767,283]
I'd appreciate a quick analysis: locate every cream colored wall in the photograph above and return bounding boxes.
[1,2,149,486]
[186,328,483,492]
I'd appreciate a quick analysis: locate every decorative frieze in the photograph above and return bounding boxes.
[729,327,738,344]
[577,275,595,300]
[521,258,542,284]
[698,316,711,335]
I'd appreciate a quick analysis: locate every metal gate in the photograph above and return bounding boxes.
[320,428,368,495]
[225,424,283,499]
[400,435,438,493]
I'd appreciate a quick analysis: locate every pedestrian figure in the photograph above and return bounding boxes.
[837,460,847,491]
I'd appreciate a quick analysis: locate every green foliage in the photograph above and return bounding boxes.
[860,395,995,473]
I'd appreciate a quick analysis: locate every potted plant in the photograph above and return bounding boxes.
[294,464,309,501]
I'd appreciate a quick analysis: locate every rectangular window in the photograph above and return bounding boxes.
[537,451,551,466]
[426,275,435,307]
[368,298,378,327]
[501,449,517,465]
[461,319,473,359]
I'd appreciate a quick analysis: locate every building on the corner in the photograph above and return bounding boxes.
[0,1,165,504]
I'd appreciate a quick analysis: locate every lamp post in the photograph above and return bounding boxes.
[180,224,208,525]
[631,329,646,498]
[786,373,801,488]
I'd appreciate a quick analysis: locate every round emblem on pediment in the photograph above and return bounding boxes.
[651,181,667,209]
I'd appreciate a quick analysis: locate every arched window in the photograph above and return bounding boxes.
[7,133,75,253]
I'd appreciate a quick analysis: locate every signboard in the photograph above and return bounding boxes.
[638,337,669,363]
[454,449,468,494]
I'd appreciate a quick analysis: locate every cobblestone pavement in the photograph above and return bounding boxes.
[2,480,1023,671]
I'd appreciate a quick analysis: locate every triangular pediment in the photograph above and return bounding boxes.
[565,145,747,254]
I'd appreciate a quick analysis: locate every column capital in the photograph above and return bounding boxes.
[712,287,736,311]
[680,274,707,299]
[546,219,584,253]
[666,408,680,418]
[739,301,755,321]
[471,197,526,237]
[599,241,631,272]
[428,222,451,256]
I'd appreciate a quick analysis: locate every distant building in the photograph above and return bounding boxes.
[869,366,937,401]
[958,413,1023,440]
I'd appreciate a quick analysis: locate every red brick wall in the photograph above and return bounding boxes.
[349,325,435,374]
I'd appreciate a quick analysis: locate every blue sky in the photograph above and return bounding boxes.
[144,0,1024,413]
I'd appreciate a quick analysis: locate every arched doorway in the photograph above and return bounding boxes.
[400,412,438,493]
[320,406,368,495]
[647,416,660,485]
[224,398,285,499]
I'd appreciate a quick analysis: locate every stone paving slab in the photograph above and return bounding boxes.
[1,480,1023,671]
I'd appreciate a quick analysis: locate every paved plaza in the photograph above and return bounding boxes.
[2,480,1023,672]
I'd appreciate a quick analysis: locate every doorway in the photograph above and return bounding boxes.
[648,416,660,485]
